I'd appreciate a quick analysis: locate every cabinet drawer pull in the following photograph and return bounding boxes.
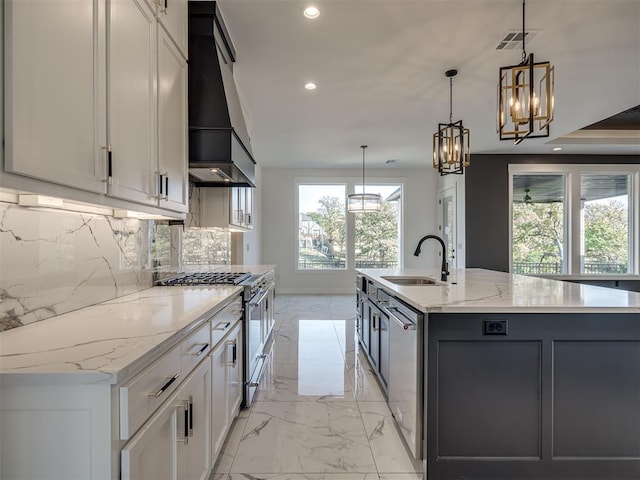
[149,373,180,398]
[213,321,231,331]
[192,343,210,357]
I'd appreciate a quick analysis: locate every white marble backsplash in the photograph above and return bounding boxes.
[0,201,153,332]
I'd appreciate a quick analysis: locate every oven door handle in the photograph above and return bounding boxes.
[249,288,269,307]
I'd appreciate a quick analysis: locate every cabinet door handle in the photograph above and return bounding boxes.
[188,395,194,437]
[192,343,210,357]
[177,399,189,444]
[372,312,379,331]
[148,373,179,398]
[165,176,169,198]
[158,172,164,197]
[101,145,112,183]
[226,339,237,367]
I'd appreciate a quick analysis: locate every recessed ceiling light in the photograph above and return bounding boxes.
[303,6,320,19]
[552,147,563,151]
[304,82,317,90]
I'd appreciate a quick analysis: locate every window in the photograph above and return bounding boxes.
[354,184,401,268]
[297,181,403,271]
[510,165,639,276]
[512,174,566,274]
[298,184,347,270]
[580,174,631,274]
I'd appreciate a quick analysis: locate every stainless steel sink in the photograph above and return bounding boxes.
[381,275,438,286]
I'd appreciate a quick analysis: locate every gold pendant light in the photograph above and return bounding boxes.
[498,0,555,144]
[433,69,470,175]
[348,145,381,213]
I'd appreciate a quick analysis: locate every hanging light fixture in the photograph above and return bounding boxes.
[433,69,470,176]
[498,0,555,144]
[348,145,381,213]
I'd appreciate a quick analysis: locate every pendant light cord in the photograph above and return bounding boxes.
[449,77,453,124]
[361,145,367,193]
[521,0,527,62]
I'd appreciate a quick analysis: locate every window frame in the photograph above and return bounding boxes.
[294,177,405,273]
[509,164,639,276]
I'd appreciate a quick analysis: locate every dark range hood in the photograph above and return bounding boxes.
[188,1,256,187]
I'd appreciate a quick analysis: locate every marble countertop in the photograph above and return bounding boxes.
[0,286,243,385]
[357,268,640,314]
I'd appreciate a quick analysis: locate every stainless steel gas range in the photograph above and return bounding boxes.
[157,268,276,407]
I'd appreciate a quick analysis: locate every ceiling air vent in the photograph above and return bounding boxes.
[496,30,538,50]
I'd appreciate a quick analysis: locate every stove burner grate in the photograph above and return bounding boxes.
[158,272,251,286]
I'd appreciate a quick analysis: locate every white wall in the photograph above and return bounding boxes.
[262,166,440,293]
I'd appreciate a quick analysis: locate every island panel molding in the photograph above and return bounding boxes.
[427,312,640,480]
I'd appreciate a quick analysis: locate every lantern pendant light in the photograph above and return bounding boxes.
[433,69,470,176]
[347,145,381,213]
[498,0,555,144]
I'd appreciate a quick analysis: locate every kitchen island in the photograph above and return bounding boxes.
[356,267,640,480]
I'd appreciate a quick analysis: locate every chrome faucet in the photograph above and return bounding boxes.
[414,234,450,282]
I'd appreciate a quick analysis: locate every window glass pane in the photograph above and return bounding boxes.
[298,184,346,270]
[512,174,566,274]
[354,184,401,268]
[580,174,630,274]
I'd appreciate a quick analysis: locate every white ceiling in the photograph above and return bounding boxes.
[217,0,640,169]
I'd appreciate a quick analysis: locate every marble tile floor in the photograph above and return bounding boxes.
[209,294,424,480]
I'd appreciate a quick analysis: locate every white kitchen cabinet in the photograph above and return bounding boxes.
[108,0,158,207]
[156,0,188,58]
[210,334,229,457]
[158,24,188,213]
[122,359,211,480]
[0,291,246,480]
[120,390,178,480]
[226,321,244,423]
[176,359,211,480]
[210,318,243,461]
[200,187,254,230]
[108,0,188,212]
[3,0,108,194]
[3,0,188,214]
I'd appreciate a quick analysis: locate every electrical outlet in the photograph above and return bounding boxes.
[483,319,508,335]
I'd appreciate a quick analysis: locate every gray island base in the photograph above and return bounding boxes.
[427,312,640,480]
[356,268,640,480]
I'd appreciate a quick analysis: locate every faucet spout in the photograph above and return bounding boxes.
[414,234,450,282]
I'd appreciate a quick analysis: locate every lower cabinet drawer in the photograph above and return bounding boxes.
[180,322,211,377]
[119,346,181,440]
[211,298,243,347]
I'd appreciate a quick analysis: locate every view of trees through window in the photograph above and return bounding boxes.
[581,174,629,274]
[512,173,631,275]
[298,184,400,270]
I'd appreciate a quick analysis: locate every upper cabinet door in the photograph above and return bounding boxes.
[4,0,108,193]
[158,26,188,213]
[108,0,158,206]
[156,0,188,58]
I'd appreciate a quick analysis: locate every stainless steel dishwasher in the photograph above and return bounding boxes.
[385,296,423,459]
